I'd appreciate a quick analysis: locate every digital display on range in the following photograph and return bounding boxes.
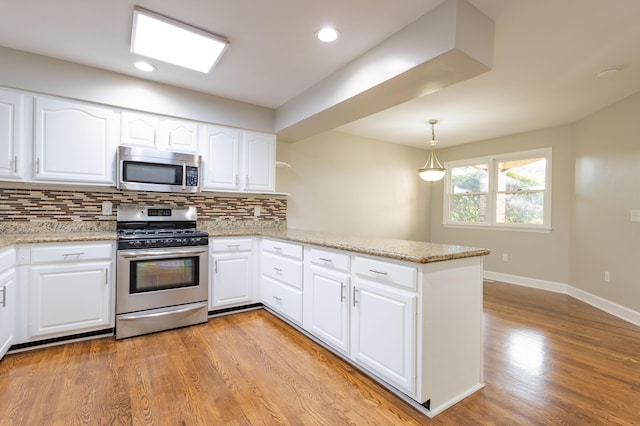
[148,209,172,217]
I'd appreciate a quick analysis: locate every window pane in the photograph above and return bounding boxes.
[451,165,488,194]
[496,192,544,224]
[449,194,488,223]
[498,157,546,191]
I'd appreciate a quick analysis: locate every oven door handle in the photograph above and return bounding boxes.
[118,248,208,259]
[118,302,207,320]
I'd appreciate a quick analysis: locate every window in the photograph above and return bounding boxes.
[444,148,552,231]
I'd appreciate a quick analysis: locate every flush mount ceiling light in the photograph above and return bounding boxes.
[418,119,446,182]
[131,7,229,73]
[317,26,340,42]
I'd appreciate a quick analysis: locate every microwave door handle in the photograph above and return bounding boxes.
[182,162,187,190]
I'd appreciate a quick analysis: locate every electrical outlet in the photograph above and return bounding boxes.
[254,206,261,217]
[102,201,112,216]
[604,271,611,283]
[502,253,509,262]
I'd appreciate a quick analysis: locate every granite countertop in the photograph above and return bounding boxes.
[259,229,490,264]
[0,223,489,264]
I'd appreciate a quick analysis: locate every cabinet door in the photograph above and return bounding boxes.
[351,278,417,395]
[160,118,199,153]
[0,89,25,180]
[34,97,117,184]
[120,111,160,148]
[210,251,253,309]
[0,269,16,359]
[308,266,350,354]
[201,124,241,190]
[242,131,275,192]
[28,261,113,339]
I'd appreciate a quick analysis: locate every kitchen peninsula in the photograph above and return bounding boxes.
[0,223,488,417]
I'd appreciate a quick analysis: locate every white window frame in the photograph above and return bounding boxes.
[443,148,552,232]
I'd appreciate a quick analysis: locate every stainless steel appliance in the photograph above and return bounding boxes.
[116,205,209,339]
[117,146,201,193]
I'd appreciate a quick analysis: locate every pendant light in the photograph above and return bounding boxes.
[418,119,446,182]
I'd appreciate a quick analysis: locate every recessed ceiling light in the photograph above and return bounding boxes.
[134,61,156,72]
[317,26,340,43]
[131,7,229,73]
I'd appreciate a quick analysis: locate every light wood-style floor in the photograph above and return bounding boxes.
[2,281,640,425]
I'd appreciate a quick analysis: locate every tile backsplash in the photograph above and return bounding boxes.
[0,187,287,225]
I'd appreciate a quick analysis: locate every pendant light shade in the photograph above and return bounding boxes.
[418,119,446,182]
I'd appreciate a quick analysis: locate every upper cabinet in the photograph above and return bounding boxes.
[0,86,276,192]
[243,131,275,192]
[33,97,118,185]
[121,111,198,154]
[201,125,275,193]
[0,89,27,180]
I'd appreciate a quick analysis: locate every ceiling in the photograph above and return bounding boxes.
[1,0,640,149]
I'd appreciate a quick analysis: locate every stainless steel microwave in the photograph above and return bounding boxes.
[117,146,201,193]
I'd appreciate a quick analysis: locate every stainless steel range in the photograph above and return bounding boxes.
[115,205,209,339]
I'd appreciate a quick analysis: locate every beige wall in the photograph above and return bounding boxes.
[430,126,573,285]
[276,131,431,241]
[571,91,640,312]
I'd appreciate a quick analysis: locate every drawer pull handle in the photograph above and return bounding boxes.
[273,267,282,273]
[273,246,282,251]
[0,286,6,308]
[369,269,388,276]
[272,295,282,302]
[62,252,85,258]
[319,257,332,263]
[227,244,240,248]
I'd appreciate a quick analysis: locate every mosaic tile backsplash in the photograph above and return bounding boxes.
[0,187,287,227]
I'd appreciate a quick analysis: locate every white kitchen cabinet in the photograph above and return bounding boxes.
[201,125,275,193]
[16,242,115,342]
[351,276,417,396]
[0,248,16,360]
[33,96,118,185]
[243,131,275,192]
[200,124,241,190]
[304,247,351,354]
[120,110,160,148]
[261,238,303,324]
[0,89,27,180]
[209,238,255,310]
[121,111,199,153]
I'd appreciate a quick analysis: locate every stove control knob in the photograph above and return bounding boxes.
[144,240,153,246]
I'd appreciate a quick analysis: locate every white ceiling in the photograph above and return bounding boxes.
[1,0,640,149]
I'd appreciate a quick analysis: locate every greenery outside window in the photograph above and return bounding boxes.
[444,148,552,231]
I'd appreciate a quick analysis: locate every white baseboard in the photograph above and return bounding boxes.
[484,271,640,327]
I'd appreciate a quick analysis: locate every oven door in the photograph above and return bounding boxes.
[116,245,208,315]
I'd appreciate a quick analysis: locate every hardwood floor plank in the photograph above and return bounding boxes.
[1,281,640,425]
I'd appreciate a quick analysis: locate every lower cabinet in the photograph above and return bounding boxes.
[351,277,417,396]
[260,239,303,325]
[16,241,115,343]
[209,238,255,310]
[0,248,16,360]
[304,246,418,396]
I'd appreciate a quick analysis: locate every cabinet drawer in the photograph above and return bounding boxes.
[262,275,302,324]
[262,238,302,259]
[353,256,417,290]
[309,248,350,272]
[210,238,253,252]
[30,243,113,264]
[262,252,302,289]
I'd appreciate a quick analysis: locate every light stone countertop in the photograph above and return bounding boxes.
[0,223,489,264]
[259,229,490,264]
